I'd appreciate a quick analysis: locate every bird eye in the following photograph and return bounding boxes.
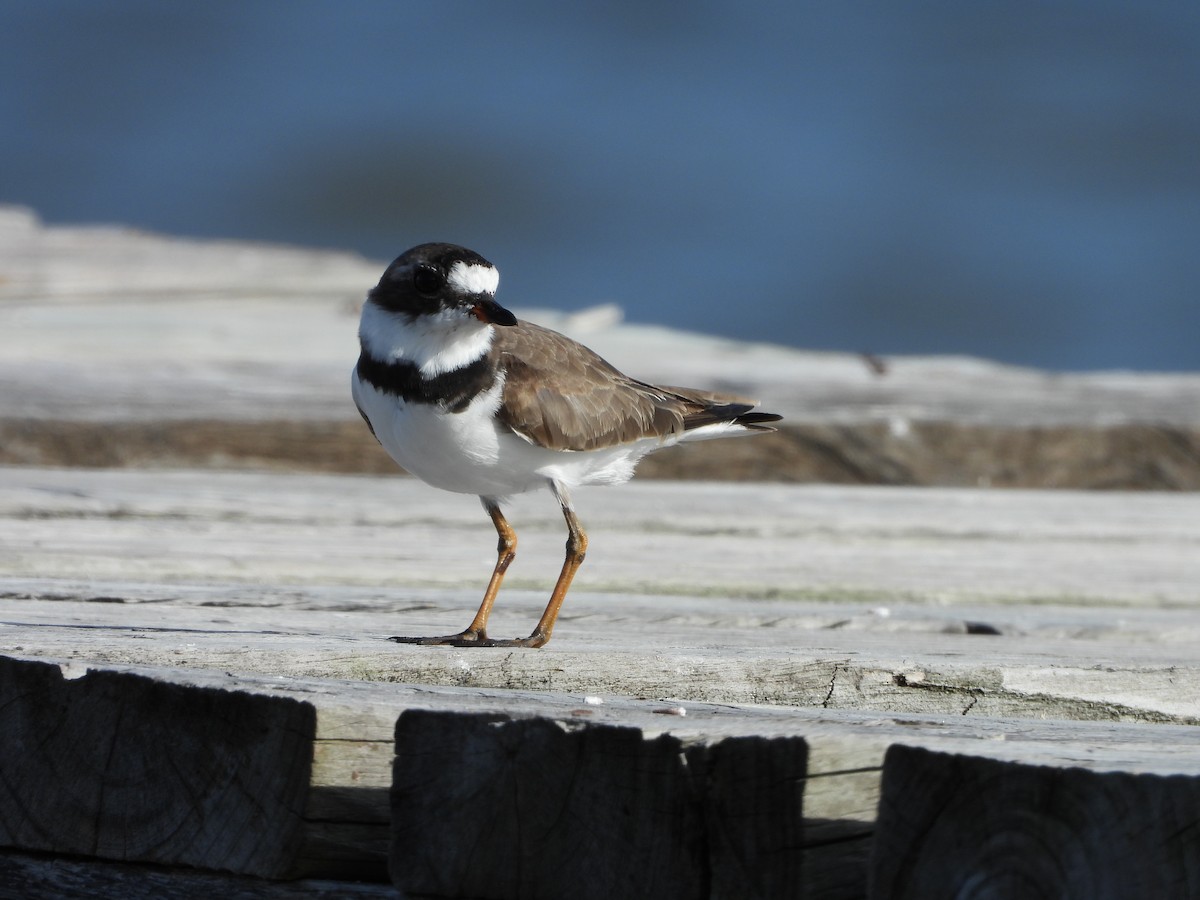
[413,266,443,295]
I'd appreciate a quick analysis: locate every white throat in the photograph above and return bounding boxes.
[359,300,494,377]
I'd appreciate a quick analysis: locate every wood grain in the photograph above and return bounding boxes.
[390,713,810,900]
[392,712,707,900]
[2,654,1199,895]
[870,744,1200,900]
[1,466,1198,725]
[0,657,315,878]
[0,849,401,899]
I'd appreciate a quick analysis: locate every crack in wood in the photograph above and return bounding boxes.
[821,664,842,707]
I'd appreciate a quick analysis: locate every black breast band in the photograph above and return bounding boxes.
[356,350,496,414]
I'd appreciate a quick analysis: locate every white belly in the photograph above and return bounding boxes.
[353,373,524,495]
[352,371,655,498]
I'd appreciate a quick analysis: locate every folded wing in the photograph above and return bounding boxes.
[494,322,779,452]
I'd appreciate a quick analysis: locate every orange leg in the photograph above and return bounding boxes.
[488,485,587,647]
[514,502,586,648]
[390,486,586,649]
[390,500,517,646]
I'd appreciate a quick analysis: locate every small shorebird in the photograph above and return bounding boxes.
[352,243,781,647]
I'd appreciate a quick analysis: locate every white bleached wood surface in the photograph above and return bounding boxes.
[2,465,1199,722]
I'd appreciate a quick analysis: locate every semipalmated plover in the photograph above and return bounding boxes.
[352,243,781,647]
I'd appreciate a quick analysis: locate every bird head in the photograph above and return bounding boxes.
[368,243,517,327]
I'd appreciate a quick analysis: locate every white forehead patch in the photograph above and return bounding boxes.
[447,260,499,296]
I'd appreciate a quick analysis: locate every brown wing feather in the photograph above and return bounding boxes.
[493,322,677,450]
[493,322,775,451]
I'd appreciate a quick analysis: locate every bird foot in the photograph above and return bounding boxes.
[389,631,487,647]
[389,630,547,648]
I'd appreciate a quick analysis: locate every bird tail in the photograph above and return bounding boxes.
[647,385,782,435]
[728,408,784,432]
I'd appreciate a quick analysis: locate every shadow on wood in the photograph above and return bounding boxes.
[0,849,400,899]
[390,710,809,900]
[869,744,1200,900]
[0,657,315,879]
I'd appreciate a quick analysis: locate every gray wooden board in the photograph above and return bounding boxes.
[2,466,1199,724]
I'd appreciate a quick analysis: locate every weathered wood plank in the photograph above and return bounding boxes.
[391,712,709,899]
[390,713,810,900]
[869,744,1200,900]
[2,466,1198,725]
[0,656,315,879]
[7,201,1199,429]
[6,417,1200,489]
[3,205,1200,487]
[3,654,1199,896]
[0,850,401,899]
[694,734,810,900]
[386,706,1200,899]
[4,466,1197,605]
[6,593,1198,725]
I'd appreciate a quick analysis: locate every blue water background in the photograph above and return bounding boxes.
[2,1,1198,371]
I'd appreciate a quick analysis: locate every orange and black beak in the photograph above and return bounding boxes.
[470,299,517,326]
